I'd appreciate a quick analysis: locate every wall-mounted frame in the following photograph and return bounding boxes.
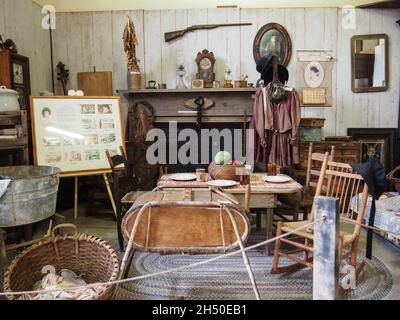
[347,128,398,170]
[30,96,125,177]
[297,50,334,107]
[351,34,389,93]
[253,23,292,67]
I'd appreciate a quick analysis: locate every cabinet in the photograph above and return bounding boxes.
[295,139,360,178]
[0,51,31,164]
[0,51,31,110]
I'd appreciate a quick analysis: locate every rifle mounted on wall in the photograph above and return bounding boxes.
[165,23,252,42]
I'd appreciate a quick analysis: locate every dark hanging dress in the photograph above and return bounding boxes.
[253,85,301,167]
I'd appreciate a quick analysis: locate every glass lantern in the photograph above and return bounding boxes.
[224,66,233,88]
[176,64,188,89]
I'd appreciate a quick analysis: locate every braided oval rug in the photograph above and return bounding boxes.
[114,245,393,300]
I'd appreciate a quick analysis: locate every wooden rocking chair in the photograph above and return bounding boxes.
[272,158,369,275]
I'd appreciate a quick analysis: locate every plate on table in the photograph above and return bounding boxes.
[207,180,238,188]
[262,176,292,183]
[169,173,197,181]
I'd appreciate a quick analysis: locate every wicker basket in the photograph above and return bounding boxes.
[3,224,120,300]
[208,162,240,182]
[387,165,400,192]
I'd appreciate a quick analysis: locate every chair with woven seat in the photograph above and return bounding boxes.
[106,146,145,251]
[272,157,369,275]
[276,143,335,222]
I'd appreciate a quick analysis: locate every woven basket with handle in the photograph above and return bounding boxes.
[387,165,400,192]
[208,162,240,182]
[3,224,120,300]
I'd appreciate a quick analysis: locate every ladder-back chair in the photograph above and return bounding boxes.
[302,143,336,219]
[272,158,369,275]
[277,143,335,221]
[106,146,144,251]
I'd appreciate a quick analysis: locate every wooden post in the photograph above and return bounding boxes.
[74,176,78,219]
[103,173,117,217]
[0,229,6,296]
[313,196,340,300]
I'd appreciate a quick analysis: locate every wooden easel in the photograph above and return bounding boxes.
[62,171,117,220]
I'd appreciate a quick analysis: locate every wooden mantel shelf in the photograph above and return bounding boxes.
[118,87,255,123]
[117,88,256,94]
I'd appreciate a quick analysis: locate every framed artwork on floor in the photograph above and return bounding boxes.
[347,128,398,171]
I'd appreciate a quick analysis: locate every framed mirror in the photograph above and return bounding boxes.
[253,23,292,67]
[351,34,388,93]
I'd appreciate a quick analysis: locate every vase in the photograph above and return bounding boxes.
[127,69,141,90]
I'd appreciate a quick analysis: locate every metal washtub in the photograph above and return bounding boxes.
[0,166,60,227]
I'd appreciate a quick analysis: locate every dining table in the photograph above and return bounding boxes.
[157,172,303,255]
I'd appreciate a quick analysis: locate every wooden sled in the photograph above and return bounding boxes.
[121,189,250,254]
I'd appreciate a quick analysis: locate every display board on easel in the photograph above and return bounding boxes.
[30,96,125,218]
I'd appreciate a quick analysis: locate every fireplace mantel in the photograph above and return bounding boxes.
[118,88,256,123]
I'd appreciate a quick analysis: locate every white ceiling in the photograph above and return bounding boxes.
[32,0,382,12]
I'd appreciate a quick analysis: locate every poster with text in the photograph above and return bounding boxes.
[31,97,124,176]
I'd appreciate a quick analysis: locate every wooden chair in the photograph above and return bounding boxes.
[106,146,144,251]
[276,143,335,222]
[272,157,369,275]
[302,143,336,219]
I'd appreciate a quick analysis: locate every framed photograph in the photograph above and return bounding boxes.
[213,81,220,89]
[253,23,292,66]
[191,79,204,89]
[347,128,398,170]
[30,96,124,177]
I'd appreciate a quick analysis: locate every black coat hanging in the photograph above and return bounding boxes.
[351,157,387,259]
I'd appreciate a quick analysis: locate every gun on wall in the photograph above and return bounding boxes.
[165,23,252,42]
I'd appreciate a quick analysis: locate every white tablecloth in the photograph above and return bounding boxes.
[351,193,400,243]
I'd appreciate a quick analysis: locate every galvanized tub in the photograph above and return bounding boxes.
[0,166,60,227]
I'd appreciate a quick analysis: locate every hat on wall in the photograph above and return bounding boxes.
[256,55,289,85]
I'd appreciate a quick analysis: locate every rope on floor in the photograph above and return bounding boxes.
[0,218,323,298]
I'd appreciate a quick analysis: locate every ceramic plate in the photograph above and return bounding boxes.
[262,176,292,183]
[169,173,197,181]
[207,180,238,188]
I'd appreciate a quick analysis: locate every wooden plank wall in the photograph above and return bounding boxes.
[51,7,400,136]
[0,0,53,94]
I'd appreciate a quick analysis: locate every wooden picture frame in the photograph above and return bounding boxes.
[253,22,292,67]
[347,128,398,170]
[30,96,125,177]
